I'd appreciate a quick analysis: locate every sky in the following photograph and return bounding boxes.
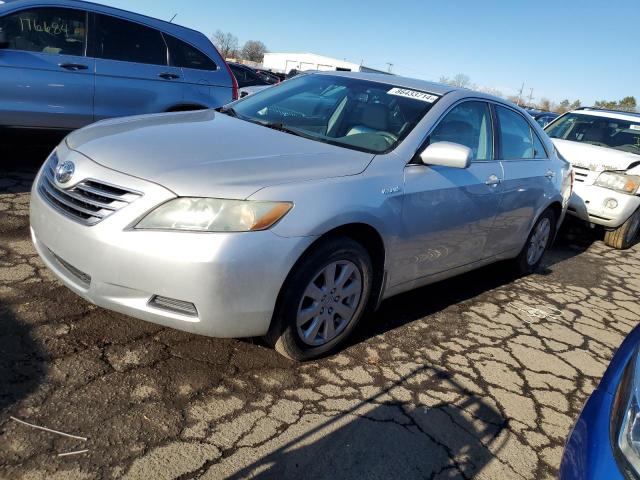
[96,0,638,106]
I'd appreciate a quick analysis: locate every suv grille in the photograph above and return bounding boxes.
[38,154,142,225]
[573,165,589,183]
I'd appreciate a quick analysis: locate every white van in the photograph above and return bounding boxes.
[547,108,640,249]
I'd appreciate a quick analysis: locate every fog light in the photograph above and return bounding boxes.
[604,198,618,209]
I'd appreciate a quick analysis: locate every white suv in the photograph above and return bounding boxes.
[546,108,640,249]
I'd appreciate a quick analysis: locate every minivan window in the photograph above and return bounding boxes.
[429,101,493,161]
[95,14,167,66]
[496,105,538,159]
[0,8,86,56]
[164,34,216,71]
[230,74,438,154]
[546,113,640,156]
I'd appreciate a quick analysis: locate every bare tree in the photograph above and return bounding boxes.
[241,40,267,63]
[211,30,238,59]
[439,74,471,88]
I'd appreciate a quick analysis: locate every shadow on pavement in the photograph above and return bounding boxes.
[228,364,507,479]
[0,301,46,414]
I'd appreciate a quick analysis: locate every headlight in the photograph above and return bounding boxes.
[613,348,640,477]
[594,172,640,195]
[135,198,293,232]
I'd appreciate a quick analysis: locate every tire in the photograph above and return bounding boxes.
[514,208,557,274]
[604,207,640,250]
[265,237,373,361]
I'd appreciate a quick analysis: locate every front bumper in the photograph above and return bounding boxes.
[568,183,640,229]
[559,389,624,480]
[30,149,314,338]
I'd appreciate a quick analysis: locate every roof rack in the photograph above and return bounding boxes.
[575,106,640,118]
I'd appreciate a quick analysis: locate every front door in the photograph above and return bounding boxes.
[393,100,503,287]
[0,7,94,129]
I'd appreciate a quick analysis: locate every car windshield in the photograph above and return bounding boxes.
[546,113,640,155]
[229,74,440,154]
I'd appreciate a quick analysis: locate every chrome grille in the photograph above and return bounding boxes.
[38,154,142,225]
[573,165,589,183]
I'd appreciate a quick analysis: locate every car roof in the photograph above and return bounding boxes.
[571,108,640,122]
[313,71,457,96]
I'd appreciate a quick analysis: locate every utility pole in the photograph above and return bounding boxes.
[528,88,534,107]
[516,83,525,106]
[386,63,393,73]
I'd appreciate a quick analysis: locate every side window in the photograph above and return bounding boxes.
[164,34,217,71]
[429,101,493,161]
[229,65,249,86]
[95,14,167,66]
[0,8,86,56]
[496,105,536,159]
[533,131,547,159]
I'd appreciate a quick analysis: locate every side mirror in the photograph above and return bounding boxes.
[0,29,8,49]
[419,142,472,169]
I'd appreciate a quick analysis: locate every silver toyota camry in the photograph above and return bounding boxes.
[30,72,572,360]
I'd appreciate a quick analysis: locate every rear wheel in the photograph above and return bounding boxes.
[514,208,557,274]
[265,237,373,361]
[604,207,640,250]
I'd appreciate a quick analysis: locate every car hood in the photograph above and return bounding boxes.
[552,138,640,172]
[66,110,374,198]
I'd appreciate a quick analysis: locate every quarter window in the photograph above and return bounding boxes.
[95,14,167,66]
[496,105,546,159]
[0,8,86,56]
[429,101,493,161]
[164,34,216,71]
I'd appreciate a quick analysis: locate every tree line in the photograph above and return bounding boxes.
[437,74,638,113]
[212,30,267,63]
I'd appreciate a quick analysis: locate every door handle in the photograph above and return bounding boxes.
[485,174,501,186]
[59,63,88,71]
[545,170,556,179]
[159,73,180,80]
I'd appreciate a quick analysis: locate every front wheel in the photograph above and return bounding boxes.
[265,237,373,361]
[514,208,557,274]
[604,207,640,250]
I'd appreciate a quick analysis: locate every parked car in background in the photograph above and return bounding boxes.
[546,107,640,249]
[560,323,640,480]
[526,109,559,128]
[228,62,271,97]
[0,0,237,136]
[30,72,571,360]
[254,69,281,84]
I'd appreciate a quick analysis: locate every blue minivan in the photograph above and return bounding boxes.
[0,0,238,133]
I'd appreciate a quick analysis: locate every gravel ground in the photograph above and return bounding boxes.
[1,156,638,479]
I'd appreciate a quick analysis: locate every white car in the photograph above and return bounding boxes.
[547,108,640,249]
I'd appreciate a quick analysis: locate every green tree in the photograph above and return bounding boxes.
[618,96,637,112]
[241,40,267,63]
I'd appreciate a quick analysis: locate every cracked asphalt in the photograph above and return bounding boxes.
[1,152,639,479]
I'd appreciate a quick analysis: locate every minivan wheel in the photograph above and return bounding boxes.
[604,207,640,250]
[514,208,557,274]
[266,237,373,361]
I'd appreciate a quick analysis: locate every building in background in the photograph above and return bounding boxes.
[262,52,388,75]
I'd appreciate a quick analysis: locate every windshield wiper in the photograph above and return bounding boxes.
[216,106,238,117]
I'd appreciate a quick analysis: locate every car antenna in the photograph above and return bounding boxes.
[169,13,178,23]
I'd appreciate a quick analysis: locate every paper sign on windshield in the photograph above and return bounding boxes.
[630,125,640,131]
[387,88,439,103]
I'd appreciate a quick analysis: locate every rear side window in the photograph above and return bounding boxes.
[164,34,216,71]
[95,14,167,66]
[0,7,86,56]
[496,105,547,159]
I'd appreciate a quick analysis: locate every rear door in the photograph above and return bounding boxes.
[489,104,555,254]
[163,33,231,108]
[92,13,183,120]
[397,100,503,285]
[0,7,94,129]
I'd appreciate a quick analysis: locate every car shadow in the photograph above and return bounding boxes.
[226,364,508,479]
[0,301,46,415]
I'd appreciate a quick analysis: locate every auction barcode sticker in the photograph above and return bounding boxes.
[387,88,439,103]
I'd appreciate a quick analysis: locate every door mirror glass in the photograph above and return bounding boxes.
[419,142,472,169]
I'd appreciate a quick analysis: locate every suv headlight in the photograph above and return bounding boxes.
[135,198,293,232]
[613,348,640,478]
[594,172,640,195]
